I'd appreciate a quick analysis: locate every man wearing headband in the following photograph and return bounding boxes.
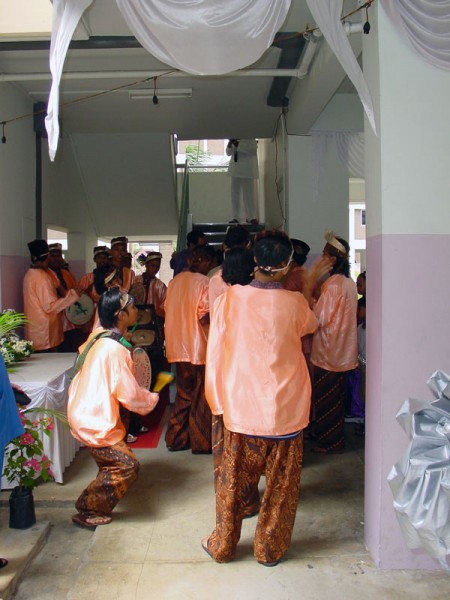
[77,246,111,301]
[310,231,358,454]
[107,236,134,291]
[68,288,159,529]
[48,243,82,351]
[133,251,167,318]
[23,239,79,351]
[203,231,319,566]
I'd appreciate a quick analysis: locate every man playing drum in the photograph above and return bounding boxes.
[68,288,159,528]
[23,239,79,352]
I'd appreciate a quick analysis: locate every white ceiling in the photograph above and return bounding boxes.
[0,0,360,141]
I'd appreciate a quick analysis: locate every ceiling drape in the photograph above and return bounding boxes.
[380,0,450,72]
[45,1,448,161]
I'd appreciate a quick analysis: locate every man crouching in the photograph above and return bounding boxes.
[68,287,159,528]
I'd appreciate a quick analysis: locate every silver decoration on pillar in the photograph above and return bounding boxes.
[388,370,450,571]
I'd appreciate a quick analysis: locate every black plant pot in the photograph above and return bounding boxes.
[9,486,36,529]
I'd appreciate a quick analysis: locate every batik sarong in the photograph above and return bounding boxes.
[206,428,304,564]
[212,415,260,517]
[165,362,212,453]
[75,440,139,518]
[312,366,346,451]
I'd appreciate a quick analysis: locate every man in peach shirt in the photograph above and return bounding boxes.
[68,288,159,528]
[203,231,318,566]
[23,239,79,351]
[310,232,358,454]
[164,244,215,453]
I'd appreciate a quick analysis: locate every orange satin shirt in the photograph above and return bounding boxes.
[134,275,167,318]
[164,271,210,364]
[205,283,318,436]
[311,274,358,372]
[23,268,78,351]
[68,330,158,447]
[209,267,229,319]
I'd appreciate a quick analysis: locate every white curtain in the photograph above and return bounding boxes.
[115,0,291,76]
[45,0,291,160]
[305,0,377,135]
[45,0,94,161]
[380,0,450,72]
[311,131,364,202]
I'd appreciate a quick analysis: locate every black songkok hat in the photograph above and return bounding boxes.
[290,238,310,266]
[28,239,49,262]
[111,236,128,248]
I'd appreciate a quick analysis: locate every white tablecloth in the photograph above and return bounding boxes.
[2,353,79,487]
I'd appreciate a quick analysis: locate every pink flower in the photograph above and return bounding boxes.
[41,454,49,462]
[19,412,27,425]
[24,458,41,472]
[47,421,55,431]
[32,420,39,427]
[20,433,34,446]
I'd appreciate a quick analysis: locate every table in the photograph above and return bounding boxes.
[2,353,79,487]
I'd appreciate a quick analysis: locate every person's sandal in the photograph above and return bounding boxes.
[126,434,137,443]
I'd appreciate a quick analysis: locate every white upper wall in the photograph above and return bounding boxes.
[0,83,36,256]
[364,6,450,236]
[0,0,52,40]
[312,93,364,132]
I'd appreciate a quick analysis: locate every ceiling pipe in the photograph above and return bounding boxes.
[0,68,305,83]
[0,22,362,85]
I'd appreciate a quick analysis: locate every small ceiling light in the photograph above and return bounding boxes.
[152,76,158,105]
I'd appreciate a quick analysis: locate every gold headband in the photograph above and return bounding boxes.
[324,230,347,258]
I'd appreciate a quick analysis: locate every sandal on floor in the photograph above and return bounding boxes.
[258,560,279,567]
[201,536,213,560]
[0,558,8,569]
[72,513,112,529]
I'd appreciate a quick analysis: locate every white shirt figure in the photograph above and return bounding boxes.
[226,139,259,223]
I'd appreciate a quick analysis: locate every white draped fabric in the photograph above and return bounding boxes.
[380,0,450,72]
[311,131,364,202]
[115,0,291,76]
[305,0,377,135]
[45,0,94,161]
[47,1,448,161]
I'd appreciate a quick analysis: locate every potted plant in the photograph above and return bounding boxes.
[3,408,57,529]
[0,309,33,370]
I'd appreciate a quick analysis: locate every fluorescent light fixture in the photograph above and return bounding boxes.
[129,88,192,100]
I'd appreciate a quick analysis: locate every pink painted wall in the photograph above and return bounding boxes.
[0,255,29,312]
[364,233,450,569]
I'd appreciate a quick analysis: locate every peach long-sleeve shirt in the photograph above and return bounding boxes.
[23,267,78,351]
[134,275,167,318]
[311,274,358,372]
[68,330,158,447]
[208,267,229,319]
[205,282,319,437]
[164,271,210,364]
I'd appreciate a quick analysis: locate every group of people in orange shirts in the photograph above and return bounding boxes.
[21,226,359,567]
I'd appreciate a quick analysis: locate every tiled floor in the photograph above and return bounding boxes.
[1,425,449,599]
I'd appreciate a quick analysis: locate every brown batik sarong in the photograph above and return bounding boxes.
[312,366,346,451]
[212,415,260,517]
[165,362,212,453]
[206,427,304,564]
[75,440,139,518]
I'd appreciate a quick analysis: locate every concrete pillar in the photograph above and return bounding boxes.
[67,231,87,280]
[287,134,349,260]
[364,4,450,569]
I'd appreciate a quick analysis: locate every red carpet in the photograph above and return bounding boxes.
[132,395,169,449]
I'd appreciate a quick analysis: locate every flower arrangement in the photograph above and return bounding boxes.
[3,408,56,490]
[0,309,33,369]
